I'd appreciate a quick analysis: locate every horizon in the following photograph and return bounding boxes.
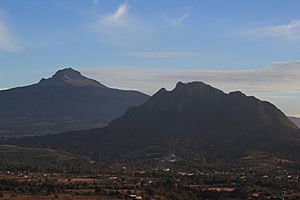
[1,66,299,119]
[1,2,300,199]
[0,0,300,116]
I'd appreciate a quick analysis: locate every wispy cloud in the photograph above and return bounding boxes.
[92,2,129,44]
[0,18,21,53]
[236,19,300,41]
[102,3,129,25]
[162,11,189,27]
[0,88,8,91]
[127,51,197,58]
[258,94,297,99]
[290,114,300,118]
[80,61,300,96]
[92,2,147,45]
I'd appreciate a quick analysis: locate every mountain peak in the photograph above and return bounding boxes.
[172,81,224,96]
[175,81,211,90]
[113,81,298,131]
[53,68,82,78]
[38,68,106,88]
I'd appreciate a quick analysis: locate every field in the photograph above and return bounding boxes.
[0,145,300,199]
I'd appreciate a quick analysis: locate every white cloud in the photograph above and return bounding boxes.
[102,3,129,25]
[127,51,197,58]
[0,18,21,53]
[92,2,147,45]
[236,19,300,41]
[80,61,300,96]
[162,12,189,27]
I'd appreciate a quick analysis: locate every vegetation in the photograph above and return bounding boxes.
[0,146,300,199]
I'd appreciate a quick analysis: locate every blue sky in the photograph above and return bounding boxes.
[0,0,300,116]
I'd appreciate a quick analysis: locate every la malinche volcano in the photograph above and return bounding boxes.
[0,68,149,136]
[13,82,300,162]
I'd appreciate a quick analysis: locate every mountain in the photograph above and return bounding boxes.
[0,68,148,136]
[9,81,300,162]
[289,117,300,128]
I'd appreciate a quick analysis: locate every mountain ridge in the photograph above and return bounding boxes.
[0,68,149,136]
[11,81,300,162]
[289,116,300,128]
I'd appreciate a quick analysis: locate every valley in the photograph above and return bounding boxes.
[0,150,300,199]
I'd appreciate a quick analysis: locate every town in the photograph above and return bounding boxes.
[0,149,299,199]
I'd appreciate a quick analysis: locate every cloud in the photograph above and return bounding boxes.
[102,3,129,25]
[162,12,189,27]
[258,94,297,99]
[236,20,300,41]
[92,2,147,45]
[290,114,300,118]
[127,51,197,58]
[80,61,300,96]
[0,18,21,53]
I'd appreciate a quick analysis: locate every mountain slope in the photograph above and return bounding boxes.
[0,68,149,136]
[289,117,300,128]
[10,82,300,161]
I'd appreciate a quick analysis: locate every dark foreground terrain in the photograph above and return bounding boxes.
[0,145,300,200]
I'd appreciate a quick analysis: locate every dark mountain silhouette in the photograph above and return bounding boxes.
[10,82,300,161]
[38,68,106,87]
[289,117,300,128]
[0,68,148,136]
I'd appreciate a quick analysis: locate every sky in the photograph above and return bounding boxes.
[0,0,299,117]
